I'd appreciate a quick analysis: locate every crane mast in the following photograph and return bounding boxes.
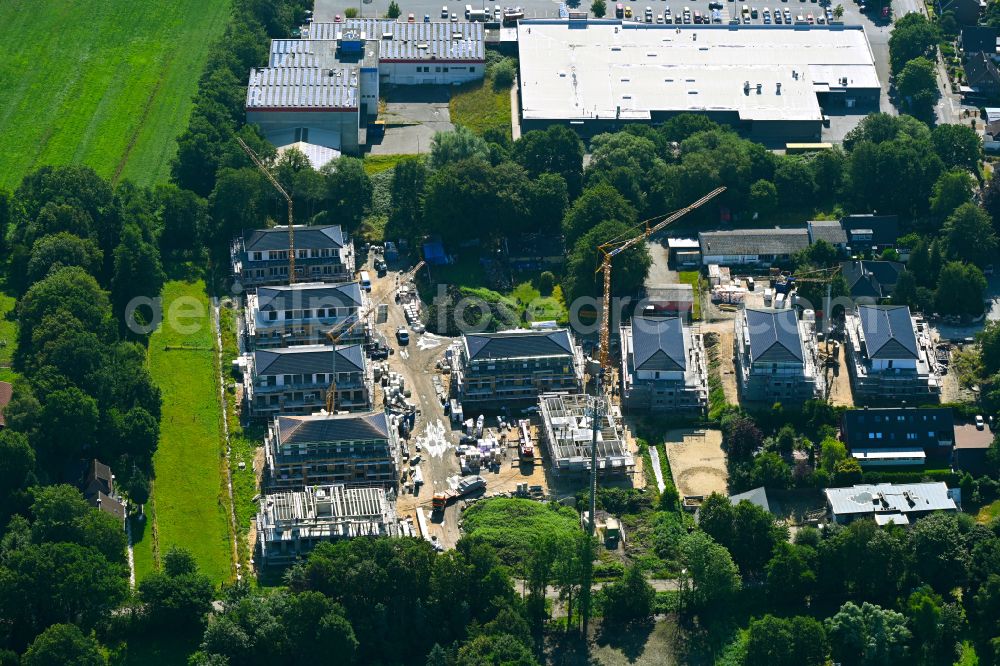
[236,137,297,284]
[595,187,726,377]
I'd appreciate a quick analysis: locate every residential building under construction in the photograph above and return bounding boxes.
[264,412,400,490]
[256,484,398,565]
[538,392,634,478]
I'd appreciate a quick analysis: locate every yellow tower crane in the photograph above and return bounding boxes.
[235,137,297,284]
[594,187,726,379]
[324,260,426,414]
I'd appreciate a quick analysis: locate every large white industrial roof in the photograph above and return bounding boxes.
[517,21,880,123]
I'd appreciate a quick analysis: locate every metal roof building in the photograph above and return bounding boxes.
[825,482,958,525]
[257,484,399,565]
[247,66,358,110]
[516,20,880,142]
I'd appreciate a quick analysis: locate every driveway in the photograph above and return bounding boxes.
[368,86,454,155]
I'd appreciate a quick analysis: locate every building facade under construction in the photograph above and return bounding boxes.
[256,484,398,565]
[538,392,634,478]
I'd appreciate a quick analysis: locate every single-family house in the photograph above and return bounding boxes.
[841,260,905,302]
[825,482,958,525]
[841,214,899,253]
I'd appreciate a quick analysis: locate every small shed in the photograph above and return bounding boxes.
[643,283,695,320]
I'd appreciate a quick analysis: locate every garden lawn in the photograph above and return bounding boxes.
[461,498,581,568]
[678,271,702,320]
[132,280,231,584]
[0,0,230,190]
[449,73,512,138]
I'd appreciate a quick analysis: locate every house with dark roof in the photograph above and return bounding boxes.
[245,344,371,419]
[940,0,984,25]
[698,228,810,266]
[246,281,365,349]
[841,407,955,467]
[841,260,905,303]
[620,316,708,413]
[231,225,355,289]
[453,329,583,407]
[78,459,126,526]
[844,305,940,403]
[807,220,849,252]
[265,411,399,489]
[965,51,1000,97]
[733,307,823,403]
[961,26,1000,55]
[841,214,899,252]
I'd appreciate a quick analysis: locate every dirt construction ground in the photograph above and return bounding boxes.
[663,428,728,499]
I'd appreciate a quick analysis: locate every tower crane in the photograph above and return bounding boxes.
[594,187,726,379]
[236,137,297,284]
[324,260,426,414]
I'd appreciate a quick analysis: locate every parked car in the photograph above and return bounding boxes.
[977,415,986,430]
[397,327,410,345]
[442,5,449,18]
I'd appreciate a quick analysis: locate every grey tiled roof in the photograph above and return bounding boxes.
[244,225,345,252]
[465,329,574,361]
[807,220,848,246]
[276,411,389,445]
[256,282,362,311]
[699,228,810,257]
[246,67,358,110]
[630,316,686,372]
[857,305,918,360]
[744,308,803,363]
[254,344,364,375]
[729,487,770,513]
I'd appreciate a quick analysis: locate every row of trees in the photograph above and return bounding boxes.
[0,166,165,528]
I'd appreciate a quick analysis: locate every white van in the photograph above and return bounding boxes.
[465,3,472,18]
[359,271,372,292]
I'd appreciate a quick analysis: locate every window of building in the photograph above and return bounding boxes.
[294,127,310,142]
[469,67,476,73]
[252,252,263,261]
[267,311,278,321]
[435,66,441,72]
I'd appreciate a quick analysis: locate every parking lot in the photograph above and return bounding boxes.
[616,0,842,27]
[315,0,566,23]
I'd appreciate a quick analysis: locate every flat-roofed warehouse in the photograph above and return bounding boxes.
[516,20,880,142]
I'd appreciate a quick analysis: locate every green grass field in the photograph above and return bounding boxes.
[0,0,230,190]
[449,72,512,138]
[132,280,231,584]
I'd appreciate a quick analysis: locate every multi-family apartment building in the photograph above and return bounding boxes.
[452,329,584,407]
[844,305,941,404]
[264,411,399,489]
[231,225,355,289]
[734,307,823,403]
[619,316,708,413]
[246,281,365,349]
[244,344,371,419]
[257,484,398,566]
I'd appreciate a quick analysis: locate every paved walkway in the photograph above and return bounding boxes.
[649,445,666,494]
[510,75,521,141]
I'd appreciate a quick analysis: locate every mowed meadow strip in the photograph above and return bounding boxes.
[132,280,232,583]
[0,0,230,190]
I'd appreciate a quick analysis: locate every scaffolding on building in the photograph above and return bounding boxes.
[538,392,634,477]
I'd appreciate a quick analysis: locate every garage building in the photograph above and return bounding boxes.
[517,20,880,142]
